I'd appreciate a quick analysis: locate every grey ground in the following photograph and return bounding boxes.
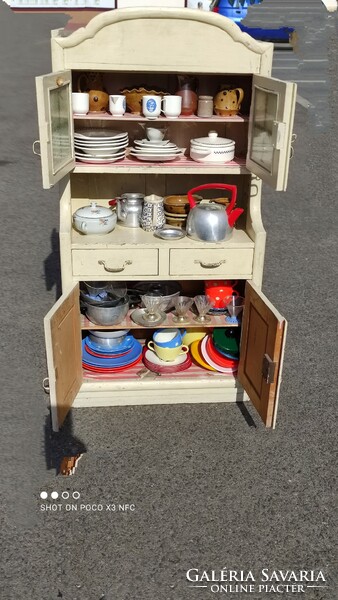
[0,4,337,599]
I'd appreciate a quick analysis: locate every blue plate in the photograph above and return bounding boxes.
[82,338,142,368]
[85,335,135,355]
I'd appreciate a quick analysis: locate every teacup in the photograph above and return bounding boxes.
[146,127,166,141]
[142,95,161,119]
[162,95,182,119]
[153,328,186,349]
[147,340,189,362]
[72,92,89,115]
[109,94,126,116]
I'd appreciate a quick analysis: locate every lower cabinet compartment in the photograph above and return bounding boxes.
[45,279,287,431]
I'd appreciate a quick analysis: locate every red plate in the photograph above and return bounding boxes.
[206,336,239,368]
[142,347,192,374]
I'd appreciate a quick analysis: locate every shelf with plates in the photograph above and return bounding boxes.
[74,154,248,174]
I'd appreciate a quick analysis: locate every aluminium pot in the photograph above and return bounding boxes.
[84,295,130,326]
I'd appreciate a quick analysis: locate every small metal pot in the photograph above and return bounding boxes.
[84,295,129,325]
[110,193,144,228]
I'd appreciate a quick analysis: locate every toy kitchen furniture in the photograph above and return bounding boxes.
[35,8,296,432]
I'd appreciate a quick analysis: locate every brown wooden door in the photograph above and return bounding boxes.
[44,284,82,432]
[238,281,287,428]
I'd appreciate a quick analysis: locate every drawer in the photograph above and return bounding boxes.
[169,248,253,276]
[72,249,159,277]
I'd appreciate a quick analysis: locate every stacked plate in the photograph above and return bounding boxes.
[130,139,183,162]
[192,334,239,375]
[143,347,192,374]
[82,334,142,373]
[74,129,128,164]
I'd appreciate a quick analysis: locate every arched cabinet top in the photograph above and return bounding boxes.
[51,8,273,75]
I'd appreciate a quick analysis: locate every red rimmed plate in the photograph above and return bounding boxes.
[142,348,192,374]
[200,336,238,375]
[206,336,239,368]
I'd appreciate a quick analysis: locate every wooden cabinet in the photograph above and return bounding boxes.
[36,8,296,432]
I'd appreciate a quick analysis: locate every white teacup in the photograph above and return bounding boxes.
[162,95,182,119]
[109,94,126,116]
[142,95,161,119]
[146,127,166,141]
[72,92,89,115]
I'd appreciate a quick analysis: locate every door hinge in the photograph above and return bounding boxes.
[262,354,276,384]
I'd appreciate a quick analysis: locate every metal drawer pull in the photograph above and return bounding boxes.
[194,259,226,269]
[98,259,132,273]
[32,140,41,157]
[42,378,50,393]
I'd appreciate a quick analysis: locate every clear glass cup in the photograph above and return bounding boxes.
[172,296,194,324]
[141,294,164,322]
[224,295,245,324]
[193,295,215,323]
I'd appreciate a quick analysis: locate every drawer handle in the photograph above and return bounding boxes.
[98,259,132,273]
[194,259,226,269]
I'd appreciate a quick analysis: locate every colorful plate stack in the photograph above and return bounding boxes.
[190,328,240,375]
[82,334,142,373]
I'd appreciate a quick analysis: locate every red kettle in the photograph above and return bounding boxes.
[186,183,244,242]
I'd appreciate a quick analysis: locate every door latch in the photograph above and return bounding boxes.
[262,354,276,384]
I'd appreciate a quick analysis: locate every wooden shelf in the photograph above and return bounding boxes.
[80,310,240,330]
[74,113,249,123]
[74,154,248,174]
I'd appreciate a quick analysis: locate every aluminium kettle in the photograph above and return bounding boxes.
[186,183,244,242]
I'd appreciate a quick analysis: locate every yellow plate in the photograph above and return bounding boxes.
[190,339,216,371]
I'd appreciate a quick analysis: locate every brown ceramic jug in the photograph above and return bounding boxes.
[213,87,244,117]
[77,72,109,113]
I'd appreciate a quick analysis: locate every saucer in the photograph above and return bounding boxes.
[130,308,166,327]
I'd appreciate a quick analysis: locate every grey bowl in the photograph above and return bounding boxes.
[85,295,129,326]
[88,329,130,348]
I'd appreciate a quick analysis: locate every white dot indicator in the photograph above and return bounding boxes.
[51,491,59,500]
[61,491,70,500]
[72,491,80,500]
[40,491,48,500]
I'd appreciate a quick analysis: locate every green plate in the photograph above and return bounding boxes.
[212,328,240,355]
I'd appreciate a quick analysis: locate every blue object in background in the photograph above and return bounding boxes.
[211,0,263,24]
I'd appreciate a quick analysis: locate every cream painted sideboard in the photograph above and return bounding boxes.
[35,8,296,432]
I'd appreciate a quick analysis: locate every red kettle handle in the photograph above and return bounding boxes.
[187,183,237,214]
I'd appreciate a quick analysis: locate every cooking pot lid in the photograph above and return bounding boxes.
[191,131,234,147]
[74,202,113,219]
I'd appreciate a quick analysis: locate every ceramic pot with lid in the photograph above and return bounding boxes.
[190,131,235,163]
[73,202,117,235]
[185,183,244,243]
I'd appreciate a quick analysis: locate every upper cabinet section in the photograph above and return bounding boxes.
[36,70,75,189]
[51,8,273,75]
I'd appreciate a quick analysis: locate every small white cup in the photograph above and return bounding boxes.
[162,95,182,119]
[72,92,89,115]
[146,127,166,141]
[109,94,126,116]
[142,95,161,119]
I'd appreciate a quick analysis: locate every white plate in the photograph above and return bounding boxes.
[130,153,182,162]
[131,146,180,154]
[134,139,174,148]
[75,151,125,159]
[75,153,126,163]
[75,145,127,156]
[144,348,188,367]
[75,129,128,140]
[74,138,128,147]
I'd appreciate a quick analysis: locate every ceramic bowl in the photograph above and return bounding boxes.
[163,194,202,215]
[84,295,129,326]
[121,88,166,115]
[165,215,187,228]
[88,330,130,348]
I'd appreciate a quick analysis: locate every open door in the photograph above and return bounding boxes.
[238,281,287,428]
[44,284,82,432]
[246,74,296,191]
[35,70,75,190]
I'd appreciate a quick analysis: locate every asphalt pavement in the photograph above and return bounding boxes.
[0,4,337,599]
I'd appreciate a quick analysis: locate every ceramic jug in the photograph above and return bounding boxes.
[77,72,109,113]
[213,87,244,117]
[140,194,165,232]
